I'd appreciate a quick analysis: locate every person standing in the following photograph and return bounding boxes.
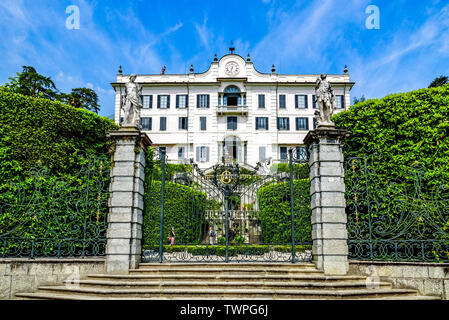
[169,227,175,246]
[209,226,215,245]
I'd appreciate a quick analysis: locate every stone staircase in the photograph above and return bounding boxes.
[15,263,441,300]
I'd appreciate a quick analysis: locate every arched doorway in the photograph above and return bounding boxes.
[222,135,242,163]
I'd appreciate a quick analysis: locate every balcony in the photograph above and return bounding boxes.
[216,105,248,116]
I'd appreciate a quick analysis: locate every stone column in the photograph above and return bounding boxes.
[105,127,152,274]
[304,126,350,275]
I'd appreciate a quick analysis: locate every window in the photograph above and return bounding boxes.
[295,117,309,130]
[335,95,345,109]
[141,95,152,109]
[279,95,286,109]
[255,117,269,130]
[179,117,188,130]
[157,95,170,109]
[200,117,207,131]
[227,116,237,130]
[197,94,210,108]
[176,95,188,108]
[258,94,265,108]
[140,117,152,130]
[312,95,317,109]
[295,146,308,161]
[295,95,308,109]
[160,117,167,131]
[197,146,209,162]
[280,147,288,160]
[277,117,290,130]
[178,147,185,159]
[259,146,266,161]
[159,146,166,155]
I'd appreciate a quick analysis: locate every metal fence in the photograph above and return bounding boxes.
[0,155,110,258]
[142,147,312,263]
[346,156,449,262]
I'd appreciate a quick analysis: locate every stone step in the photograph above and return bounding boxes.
[62,279,393,290]
[86,273,367,282]
[357,295,441,300]
[129,268,323,275]
[18,286,425,299]
[13,262,442,300]
[15,291,441,300]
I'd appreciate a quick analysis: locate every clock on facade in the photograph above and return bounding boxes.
[225,61,239,76]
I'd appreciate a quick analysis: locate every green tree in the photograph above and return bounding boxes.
[60,88,100,114]
[3,66,58,100]
[428,75,448,88]
[2,66,102,114]
[353,95,366,104]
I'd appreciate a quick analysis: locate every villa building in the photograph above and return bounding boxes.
[111,48,354,167]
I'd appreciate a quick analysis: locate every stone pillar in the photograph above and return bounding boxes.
[105,127,152,274]
[304,126,350,275]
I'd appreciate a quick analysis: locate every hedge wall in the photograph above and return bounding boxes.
[332,84,449,186]
[257,179,311,244]
[0,88,117,180]
[143,179,208,248]
[332,84,449,255]
[0,89,117,256]
[270,163,309,179]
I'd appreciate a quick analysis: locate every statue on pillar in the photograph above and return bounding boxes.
[121,74,142,127]
[315,73,336,127]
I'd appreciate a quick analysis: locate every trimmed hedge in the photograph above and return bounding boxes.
[270,163,309,179]
[0,88,117,180]
[142,180,208,246]
[0,89,117,256]
[332,84,449,259]
[332,84,449,186]
[257,179,311,243]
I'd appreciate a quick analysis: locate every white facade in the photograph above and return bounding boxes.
[112,52,354,168]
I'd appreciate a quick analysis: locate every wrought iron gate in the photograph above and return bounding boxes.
[142,147,312,263]
[346,155,449,262]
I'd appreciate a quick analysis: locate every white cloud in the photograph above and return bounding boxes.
[249,0,449,102]
[194,16,211,51]
[163,21,183,36]
[348,3,449,100]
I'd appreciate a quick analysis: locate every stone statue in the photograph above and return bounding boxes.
[315,73,336,126]
[121,74,142,127]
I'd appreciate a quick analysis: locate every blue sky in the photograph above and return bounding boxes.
[0,0,448,117]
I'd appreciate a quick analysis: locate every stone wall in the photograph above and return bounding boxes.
[0,258,105,300]
[349,260,449,299]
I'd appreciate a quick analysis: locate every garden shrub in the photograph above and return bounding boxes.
[142,180,208,247]
[270,163,309,179]
[333,84,449,260]
[0,89,117,256]
[0,88,117,178]
[257,179,311,244]
[332,84,449,189]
